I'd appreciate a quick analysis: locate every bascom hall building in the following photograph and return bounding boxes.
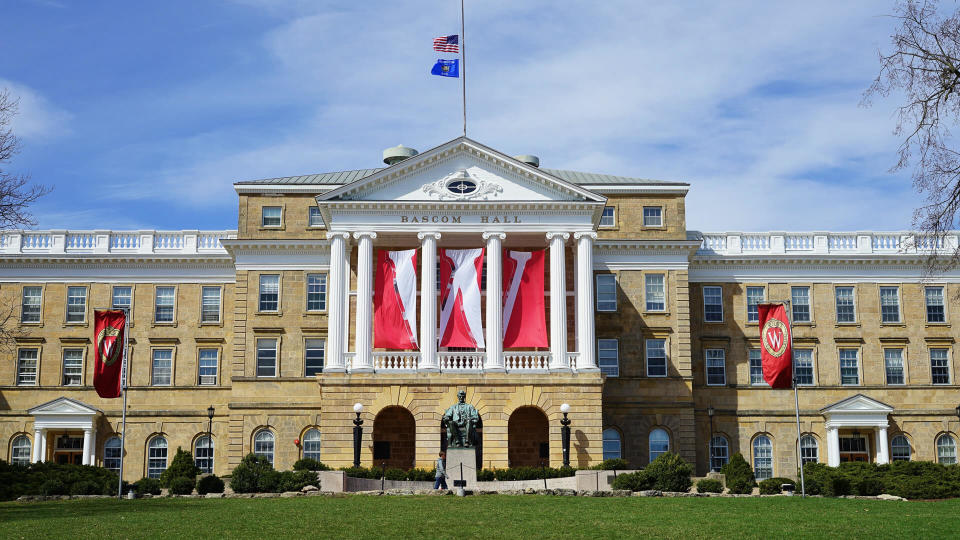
[2,136,959,482]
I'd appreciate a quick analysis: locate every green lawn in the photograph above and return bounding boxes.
[1,495,956,539]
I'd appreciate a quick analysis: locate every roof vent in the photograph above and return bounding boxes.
[383,145,418,165]
[514,154,540,168]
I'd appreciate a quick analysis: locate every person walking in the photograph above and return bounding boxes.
[434,451,448,490]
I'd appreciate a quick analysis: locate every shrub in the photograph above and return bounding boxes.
[134,478,162,496]
[643,452,692,492]
[160,447,200,488]
[339,467,375,479]
[277,470,317,492]
[610,470,653,492]
[169,476,195,495]
[39,479,67,496]
[196,474,225,495]
[230,454,280,493]
[592,458,630,470]
[696,478,723,493]
[758,477,794,495]
[70,480,100,495]
[727,478,755,494]
[293,458,330,472]
[477,469,495,482]
[405,468,436,481]
[384,468,407,481]
[721,453,755,494]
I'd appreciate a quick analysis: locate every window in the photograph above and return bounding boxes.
[642,206,663,227]
[598,339,619,377]
[879,286,900,323]
[835,286,856,323]
[198,349,218,385]
[649,428,669,462]
[306,273,327,312]
[303,429,322,461]
[926,287,946,323]
[112,286,132,311]
[596,274,617,312]
[21,286,41,323]
[645,274,665,311]
[646,339,667,377]
[154,286,175,323]
[147,436,168,478]
[791,286,810,323]
[884,348,905,385]
[794,349,814,386]
[254,430,275,465]
[257,338,278,377]
[259,275,280,312]
[749,349,766,385]
[195,435,214,473]
[201,286,221,323]
[103,436,121,472]
[151,349,172,386]
[599,206,615,227]
[839,349,859,385]
[752,435,773,481]
[703,286,723,322]
[937,434,957,465]
[710,435,729,472]
[800,435,818,465]
[304,339,325,376]
[11,435,31,466]
[931,348,950,385]
[746,286,764,323]
[261,206,282,227]
[17,348,38,386]
[62,349,83,386]
[66,286,87,323]
[602,428,622,461]
[891,435,911,462]
[705,349,725,386]
[308,206,323,227]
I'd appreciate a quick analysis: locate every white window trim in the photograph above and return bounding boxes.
[154,285,177,324]
[792,348,816,386]
[200,285,223,325]
[61,347,86,387]
[303,337,326,377]
[305,272,328,313]
[838,346,861,386]
[20,285,44,325]
[16,346,41,387]
[599,206,616,228]
[597,338,619,377]
[642,205,664,228]
[929,346,952,386]
[645,338,668,378]
[883,347,908,386]
[644,273,668,313]
[64,285,89,325]
[595,274,617,312]
[749,348,768,387]
[308,206,324,228]
[878,285,902,324]
[258,273,282,314]
[704,348,726,386]
[790,285,814,324]
[256,336,281,378]
[253,429,276,465]
[261,205,284,228]
[834,285,857,324]
[111,284,135,326]
[150,347,175,387]
[702,285,723,323]
[197,346,221,386]
[745,285,765,324]
[925,285,949,323]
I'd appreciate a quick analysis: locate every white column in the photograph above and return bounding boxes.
[81,428,93,465]
[547,232,570,371]
[877,426,889,464]
[418,232,441,372]
[32,429,42,463]
[39,429,48,463]
[352,232,377,372]
[483,232,506,372]
[574,232,599,372]
[325,232,350,372]
[827,426,840,466]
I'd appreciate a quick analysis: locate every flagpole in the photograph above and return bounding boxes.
[117,307,129,500]
[785,299,806,498]
[460,0,467,137]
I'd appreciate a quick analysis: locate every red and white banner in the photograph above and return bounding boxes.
[439,248,485,348]
[502,249,547,348]
[93,309,126,398]
[758,303,793,389]
[374,249,419,349]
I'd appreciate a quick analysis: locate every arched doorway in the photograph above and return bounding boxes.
[508,406,549,467]
[372,406,416,469]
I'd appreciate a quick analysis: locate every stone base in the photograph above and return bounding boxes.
[446,448,477,488]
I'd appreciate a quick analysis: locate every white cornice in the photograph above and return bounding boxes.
[234,184,338,194]
[584,185,689,195]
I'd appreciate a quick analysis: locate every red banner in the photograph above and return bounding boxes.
[502,249,547,348]
[439,248,485,348]
[758,303,793,389]
[373,249,419,349]
[93,310,126,398]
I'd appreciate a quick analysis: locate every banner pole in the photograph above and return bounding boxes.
[460,0,466,137]
[117,308,129,500]
[785,299,806,498]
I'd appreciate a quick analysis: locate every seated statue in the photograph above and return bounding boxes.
[443,390,479,448]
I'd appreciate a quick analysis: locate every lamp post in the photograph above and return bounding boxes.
[353,403,364,468]
[560,403,571,468]
[206,405,215,474]
[707,406,715,472]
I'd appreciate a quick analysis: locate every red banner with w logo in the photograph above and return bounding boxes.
[758,303,792,389]
[93,310,126,398]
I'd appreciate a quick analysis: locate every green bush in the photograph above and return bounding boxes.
[69,480,100,495]
[758,477,794,495]
[230,454,280,493]
[195,474,225,495]
[696,478,723,493]
[610,471,653,492]
[169,476,195,495]
[643,452,692,492]
[159,447,200,488]
[477,469,495,481]
[727,478,755,494]
[134,477,162,496]
[39,479,67,496]
[721,453,755,494]
[293,458,331,472]
[592,458,630,470]
[338,466,375,479]
[0,462,121,501]
[384,468,407,481]
[405,468,436,481]
[277,470,317,492]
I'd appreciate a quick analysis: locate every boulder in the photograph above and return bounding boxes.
[281,491,301,498]
[877,493,907,501]
[301,485,319,492]
[639,490,663,497]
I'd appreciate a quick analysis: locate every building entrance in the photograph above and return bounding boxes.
[508,406,549,467]
[54,435,83,465]
[372,406,416,469]
[839,436,870,463]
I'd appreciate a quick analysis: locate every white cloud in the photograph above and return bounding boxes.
[0,79,71,141]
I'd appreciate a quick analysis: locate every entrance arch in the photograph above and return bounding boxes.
[372,406,416,469]
[508,406,549,467]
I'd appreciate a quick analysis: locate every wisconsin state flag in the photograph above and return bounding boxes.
[93,310,126,398]
[758,303,792,389]
[502,249,547,348]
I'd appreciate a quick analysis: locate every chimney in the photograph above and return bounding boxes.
[514,154,540,168]
[382,145,418,165]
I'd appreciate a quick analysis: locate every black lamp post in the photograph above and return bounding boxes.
[707,406,715,472]
[353,403,364,468]
[560,403,571,468]
[206,405,215,474]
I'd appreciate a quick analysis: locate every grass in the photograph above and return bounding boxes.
[1,495,957,539]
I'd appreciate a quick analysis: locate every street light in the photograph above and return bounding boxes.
[353,403,364,468]
[560,403,571,468]
[206,405,215,474]
[707,406,715,472]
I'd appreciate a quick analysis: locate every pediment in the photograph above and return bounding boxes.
[28,396,101,416]
[820,394,894,414]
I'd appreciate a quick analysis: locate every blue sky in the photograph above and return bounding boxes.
[2,0,916,232]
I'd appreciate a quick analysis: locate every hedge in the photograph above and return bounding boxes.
[293,458,331,472]
[801,461,960,499]
[758,477,794,495]
[696,478,723,493]
[610,452,692,492]
[338,466,438,481]
[0,460,123,500]
[591,458,630,470]
[195,474,225,495]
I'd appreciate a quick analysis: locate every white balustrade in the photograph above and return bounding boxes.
[110,233,140,250]
[740,234,770,252]
[0,229,236,255]
[700,234,727,253]
[566,352,579,371]
[21,233,51,250]
[438,352,484,371]
[154,232,185,250]
[695,231,959,256]
[503,351,551,372]
[372,352,419,371]
[65,233,96,251]
[785,234,814,251]
[828,234,857,251]
[872,234,900,251]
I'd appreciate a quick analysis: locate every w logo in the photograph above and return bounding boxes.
[761,317,789,357]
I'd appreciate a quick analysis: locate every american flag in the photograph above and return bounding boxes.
[433,35,459,53]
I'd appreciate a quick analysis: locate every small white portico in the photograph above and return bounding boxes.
[821,394,894,466]
[27,397,102,465]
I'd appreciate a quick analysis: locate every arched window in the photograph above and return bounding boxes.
[103,436,121,472]
[710,435,729,471]
[147,436,168,479]
[752,435,773,480]
[303,429,321,461]
[800,435,818,465]
[602,428,622,461]
[937,434,957,465]
[195,435,214,473]
[649,428,669,462]
[254,430,275,466]
[10,435,31,466]
[891,435,911,461]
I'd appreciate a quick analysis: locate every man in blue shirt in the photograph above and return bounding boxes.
[434,451,447,489]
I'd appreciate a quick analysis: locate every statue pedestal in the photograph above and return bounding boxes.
[446,447,477,490]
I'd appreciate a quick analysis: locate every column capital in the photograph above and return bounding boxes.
[325,231,351,241]
[481,232,506,241]
[417,231,442,241]
[574,231,598,241]
[352,231,378,241]
[545,232,570,242]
